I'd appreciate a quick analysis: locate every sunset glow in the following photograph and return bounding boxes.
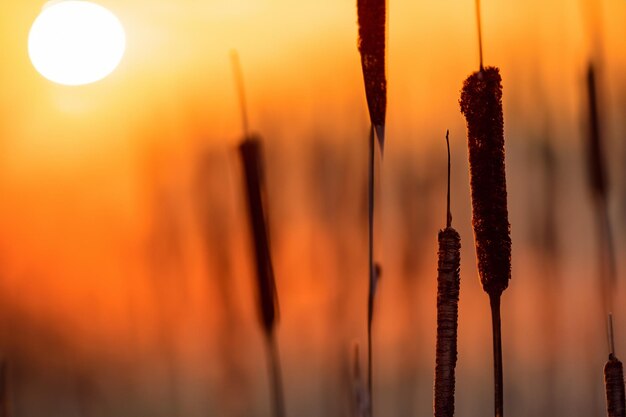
[1,0,626,416]
[28,1,126,85]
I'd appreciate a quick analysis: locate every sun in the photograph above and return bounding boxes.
[28,1,126,86]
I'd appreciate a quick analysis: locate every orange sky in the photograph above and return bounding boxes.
[0,1,625,415]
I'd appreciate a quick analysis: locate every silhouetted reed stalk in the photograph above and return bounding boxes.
[434,131,461,417]
[233,53,285,417]
[585,62,624,417]
[239,138,285,417]
[585,63,617,317]
[460,6,511,413]
[357,1,386,414]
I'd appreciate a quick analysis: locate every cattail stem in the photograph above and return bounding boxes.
[475,0,484,71]
[445,130,452,228]
[594,195,616,313]
[367,123,375,415]
[266,331,286,417]
[608,314,616,356]
[490,293,504,417]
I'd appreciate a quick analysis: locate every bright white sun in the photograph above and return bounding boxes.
[28,1,126,86]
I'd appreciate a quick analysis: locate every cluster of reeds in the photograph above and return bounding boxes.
[219,3,626,417]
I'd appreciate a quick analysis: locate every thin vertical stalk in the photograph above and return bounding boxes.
[367,123,375,414]
[230,50,250,137]
[475,0,484,71]
[490,294,503,417]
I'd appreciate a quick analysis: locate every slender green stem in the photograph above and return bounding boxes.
[489,293,503,417]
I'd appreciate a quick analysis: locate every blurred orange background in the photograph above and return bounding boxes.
[0,0,625,416]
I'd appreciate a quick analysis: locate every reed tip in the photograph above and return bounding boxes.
[608,313,616,357]
[445,129,452,228]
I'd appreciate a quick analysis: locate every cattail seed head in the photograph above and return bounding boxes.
[585,63,608,200]
[605,354,626,417]
[239,137,278,335]
[357,0,387,149]
[460,67,511,297]
[434,227,461,417]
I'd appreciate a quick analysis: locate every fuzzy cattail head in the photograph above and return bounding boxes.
[239,137,278,335]
[357,0,387,149]
[605,354,626,417]
[460,67,511,297]
[585,63,608,199]
[434,226,461,417]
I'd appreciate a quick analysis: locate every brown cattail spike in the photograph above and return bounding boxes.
[605,354,626,417]
[238,138,278,335]
[434,229,461,417]
[357,0,387,150]
[460,67,511,297]
[586,63,607,199]
[239,138,285,417]
[460,66,510,417]
[434,131,461,417]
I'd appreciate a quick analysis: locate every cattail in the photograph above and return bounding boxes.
[357,0,387,149]
[585,63,607,199]
[434,131,461,417]
[460,67,511,298]
[239,138,278,335]
[238,137,285,417]
[460,65,511,417]
[585,62,616,316]
[235,52,285,416]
